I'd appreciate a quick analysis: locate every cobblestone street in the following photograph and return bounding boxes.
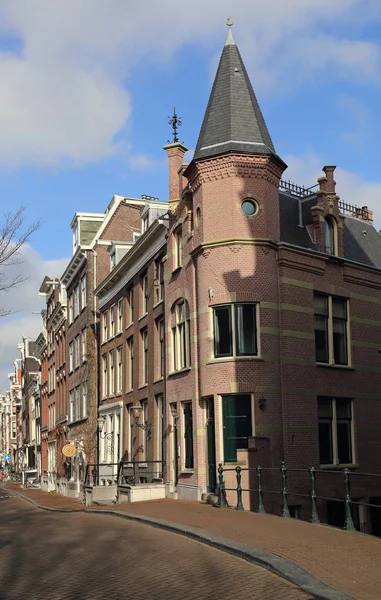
[0,494,313,600]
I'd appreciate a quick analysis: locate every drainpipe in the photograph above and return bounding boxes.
[92,249,99,486]
[277,260,286,462]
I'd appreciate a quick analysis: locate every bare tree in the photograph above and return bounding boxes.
[0,205,40,316]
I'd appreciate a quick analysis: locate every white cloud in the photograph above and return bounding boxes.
[0,245,68,389]
[285,152,381,230]
[128,153,166,171]
[0,1,379,166]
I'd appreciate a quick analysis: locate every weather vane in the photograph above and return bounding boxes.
[168,107,182,143]
[227,16,233,28]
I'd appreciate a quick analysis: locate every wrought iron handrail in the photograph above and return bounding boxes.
[84,462,120,486]
[216,462,381,533]
[118,460,166,486]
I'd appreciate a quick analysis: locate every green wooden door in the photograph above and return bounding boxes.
[206,398,217,492]
[222,395,252,462]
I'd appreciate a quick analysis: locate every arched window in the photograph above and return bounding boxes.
[171,299,190,371]
[324,217,337,255]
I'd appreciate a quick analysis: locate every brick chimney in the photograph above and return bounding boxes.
[163,142,188,212]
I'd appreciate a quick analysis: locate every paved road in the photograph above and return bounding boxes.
[0,494,314,600]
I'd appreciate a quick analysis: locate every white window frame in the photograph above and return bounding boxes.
[82,328,87,362]
[314,294,350,366]
[117,346,123,393]
[102,355,108,398]
[74,284,80,318]
[81,275,87,310]
[126,337,133,391]
[117,298,123,333]
[213,303,259,359]
[141,273,148,315]
[127,287,134,325]
[109,350,115,396]
[318,397,355,467]
[141,328,148,385]
[156,259,164,303]
[157,318,164,379]
[68,294,74,325]
[75,335,80,368]
[102,311,108,343]
[110,304,116,338]
[69,342,74,372]
[82,382,87,418]
[172,300,190,372]
[141,400,148,461]
[174,227,182,269]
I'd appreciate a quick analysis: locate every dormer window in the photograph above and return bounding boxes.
[142,215,149,233]
[110,251,116,270]
[324,217,337,256]
[73,224,79,252]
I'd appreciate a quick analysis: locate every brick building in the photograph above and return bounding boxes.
[94,198,168,485]
[159,27,381,533]
[37,277,67,492]
[60,194,152,495]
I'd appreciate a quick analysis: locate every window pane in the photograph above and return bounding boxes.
[319,421,333,464]
[214,307,232,357]
[315,315,329,362]
[332,298,346,319]
[235,304,257,355]
[333,318,348,365]
[337,422,352,464]
[318,398,332,418]
[324,218,335,255]
[314,294,328,315]
[336,399,351,419]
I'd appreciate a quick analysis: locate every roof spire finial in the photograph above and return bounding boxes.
[225,17,236,46]
[168,107,182,144]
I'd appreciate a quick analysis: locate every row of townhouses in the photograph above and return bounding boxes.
[2,28,381,535]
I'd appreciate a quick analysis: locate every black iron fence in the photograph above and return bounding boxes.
[217,462,381,535]
[84,462,120,486]
[84,460,166,487]
[117,460,166,486]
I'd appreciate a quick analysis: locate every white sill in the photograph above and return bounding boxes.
[172,266,182,275]
[153,377,164,384]
[125,389,133,395]
[153,300,164,309]
[138,313,148,322]
[316,363,354,370]
[180,469,194,475]
[138,384,148,390]
[207,356,263,365]
[115,331,123,338]
[168,367,191,377]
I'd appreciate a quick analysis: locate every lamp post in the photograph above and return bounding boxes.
[95,415,115,486]
[171,406,179,488]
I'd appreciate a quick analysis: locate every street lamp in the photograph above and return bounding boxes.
[95,415,115,486]
[170,405,179,487]
[131,403,151,435]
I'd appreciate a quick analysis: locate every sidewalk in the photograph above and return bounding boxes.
[4,483,381,600]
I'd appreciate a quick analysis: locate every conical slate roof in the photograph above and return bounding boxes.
[193,30,276,161]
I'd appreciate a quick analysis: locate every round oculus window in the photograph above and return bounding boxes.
[241,199,257,216]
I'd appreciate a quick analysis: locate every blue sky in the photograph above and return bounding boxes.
[0,0,381,387]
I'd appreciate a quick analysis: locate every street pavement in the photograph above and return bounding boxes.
[4,483,381,600]
[0,493,313,600]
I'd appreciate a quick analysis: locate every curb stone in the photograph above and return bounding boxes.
[5,487,355,600]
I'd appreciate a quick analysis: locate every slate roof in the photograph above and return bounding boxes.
[193,30,277,162]
[279,192,381,270]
